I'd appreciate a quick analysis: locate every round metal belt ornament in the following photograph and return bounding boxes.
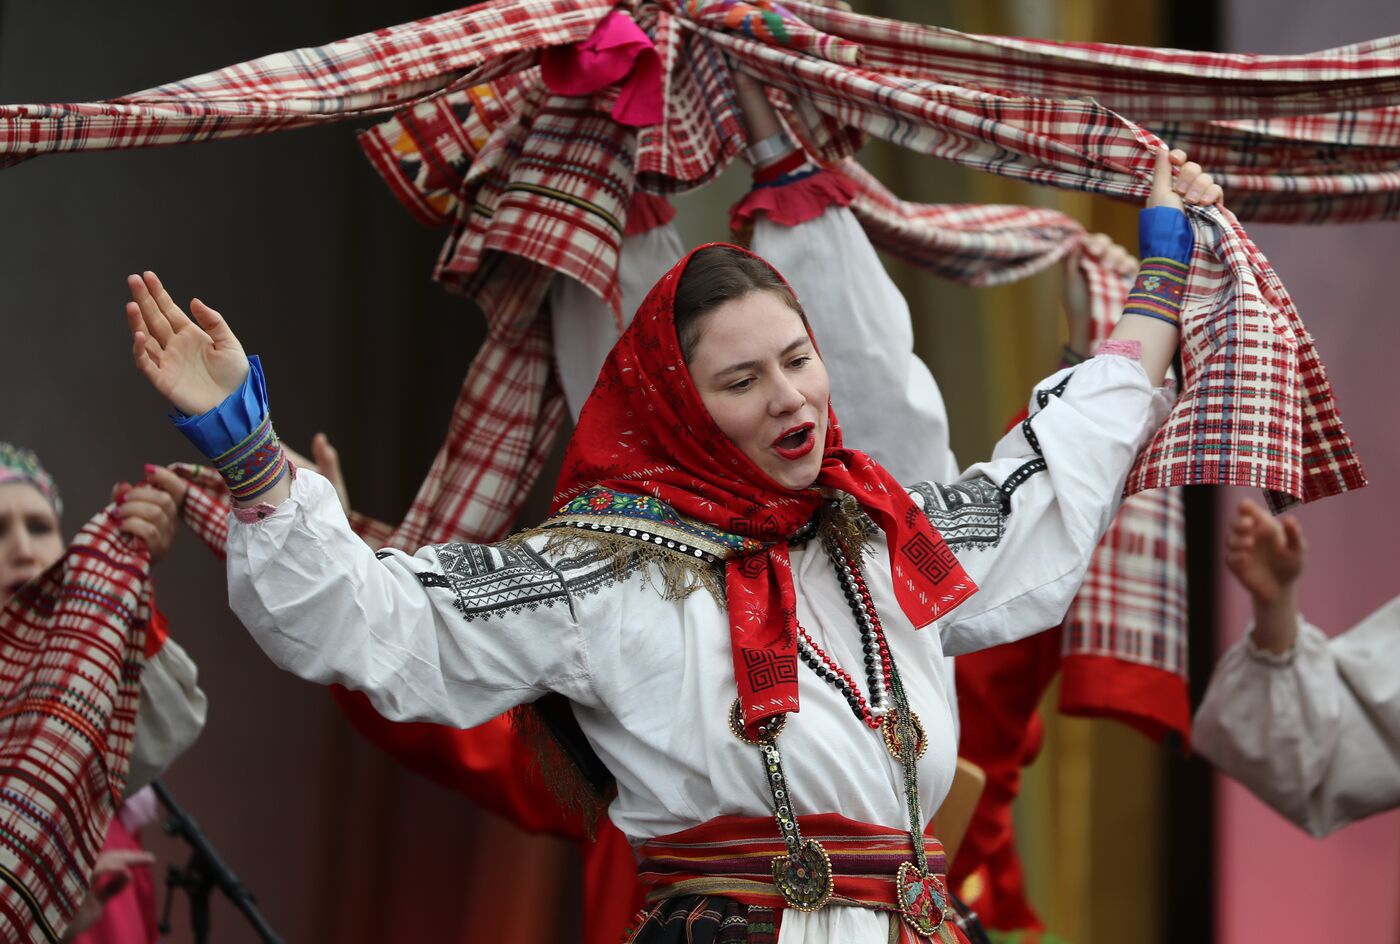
[771,839,834,912]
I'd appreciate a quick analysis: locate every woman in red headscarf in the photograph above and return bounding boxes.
[119,141,1217,938]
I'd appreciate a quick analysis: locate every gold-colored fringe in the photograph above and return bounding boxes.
[508,703,607,838]
[504,525,728,833]
[512,527,728,607]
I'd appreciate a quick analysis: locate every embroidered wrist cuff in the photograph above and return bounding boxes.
[623,191,676,237]
[745,131,796,168]
[1123,258,1188,328]
[231,462,297,522]
[1094,338,1143,360]
[1243,627,1300,666]
[215,415,288,502]
[730,166,857,231]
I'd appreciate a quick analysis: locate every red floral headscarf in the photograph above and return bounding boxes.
[554,243,977,737]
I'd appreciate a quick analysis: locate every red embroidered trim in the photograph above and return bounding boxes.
[730,168,859,231]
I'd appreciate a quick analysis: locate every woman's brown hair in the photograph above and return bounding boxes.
[673,246,807,362]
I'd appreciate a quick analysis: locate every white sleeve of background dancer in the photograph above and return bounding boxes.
[928,352,1172,655]
[226,470,603,728]
[752,206,959,483]
[1194,598,1400,836]
[126,637,208,796]
[550,224,686,420]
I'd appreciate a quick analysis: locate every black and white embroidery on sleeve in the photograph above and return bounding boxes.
[384,541,623,622]
[907,478,1008,552]
[1001,372,1075,506]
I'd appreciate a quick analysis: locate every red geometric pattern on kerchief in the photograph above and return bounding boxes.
[553,242,977,738]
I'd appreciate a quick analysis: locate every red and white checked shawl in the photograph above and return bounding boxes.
[0,509,149,943]
[2,0,1387,517]
[7,0,1394,733]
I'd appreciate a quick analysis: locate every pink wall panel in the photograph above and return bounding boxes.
[1212,3,1400,925]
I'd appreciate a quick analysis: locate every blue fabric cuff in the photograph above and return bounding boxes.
[170,355,270,461]
[752,166,821,190]
[1138,206,1193,263]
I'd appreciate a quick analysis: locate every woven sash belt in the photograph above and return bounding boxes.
[637,813,951,911]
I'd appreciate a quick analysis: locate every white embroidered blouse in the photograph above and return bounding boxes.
[223,353,1165,937]
[222,202,1171,941]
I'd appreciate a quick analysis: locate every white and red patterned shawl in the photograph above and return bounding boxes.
[0,508,149,943]
[7,0,1396,737]
[3,0,1387,519]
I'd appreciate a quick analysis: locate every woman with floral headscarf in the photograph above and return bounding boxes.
[0,444,207,942]
[120,138,1218,939]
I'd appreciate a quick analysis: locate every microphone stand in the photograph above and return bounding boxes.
[948,888,992,944]
[151,779,283,944]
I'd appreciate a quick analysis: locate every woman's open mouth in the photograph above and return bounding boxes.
[771,423,816,461]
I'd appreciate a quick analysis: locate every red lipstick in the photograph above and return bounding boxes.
[771,423,816,461]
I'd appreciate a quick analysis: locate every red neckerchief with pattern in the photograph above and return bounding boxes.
[554,242,977,738]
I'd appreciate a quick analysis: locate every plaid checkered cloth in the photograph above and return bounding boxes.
[0,508,149,943]
[830,158,1084,287]
[174,465,234,559]
[1064,264,1189,739]
[4,0,1383,510]
[9,2,1389,730]
[0,0,614,169]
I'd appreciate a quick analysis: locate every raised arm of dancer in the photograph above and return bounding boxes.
[924,149,1219,653]
[1194,501,1400,836]
[730,68,958,484]
[1110,147,1220,387]
[550,206,685,419]
[123,285,605,730]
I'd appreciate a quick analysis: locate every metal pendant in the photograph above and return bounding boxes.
[771,839,834,912]
[881,708,927,763]
[896,861,949,937]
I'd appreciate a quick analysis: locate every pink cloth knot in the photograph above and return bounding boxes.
[541,10,663,127]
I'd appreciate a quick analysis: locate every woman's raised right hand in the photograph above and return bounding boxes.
[125,271,249,415]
